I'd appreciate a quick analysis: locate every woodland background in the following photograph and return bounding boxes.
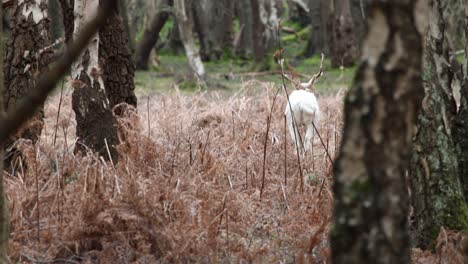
[0,0,466,263]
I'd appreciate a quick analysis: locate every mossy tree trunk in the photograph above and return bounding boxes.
[409,0,468,249]
[331,1,426,263]
[72,0,119,161]
[134,0,172,70]
[99,0,138,115]
[3,0,52,170]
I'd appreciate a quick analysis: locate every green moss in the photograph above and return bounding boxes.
[281,26,310,43]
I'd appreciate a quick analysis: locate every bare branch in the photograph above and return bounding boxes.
[0,0,117,144]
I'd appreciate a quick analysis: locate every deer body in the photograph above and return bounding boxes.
[285,89,320,152]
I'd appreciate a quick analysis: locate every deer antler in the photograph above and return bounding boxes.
[300,53,324,91]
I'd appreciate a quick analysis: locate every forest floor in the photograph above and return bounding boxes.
[5,73,464,263]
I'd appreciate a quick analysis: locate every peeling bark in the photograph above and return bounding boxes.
[3,0,52,169]
[332,1,426,263]
[99,0,138,115]
[71,0,119,161]
[409,0,468,249]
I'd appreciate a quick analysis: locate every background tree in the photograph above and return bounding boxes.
[303,0,328,57]
[327,0,359,67]
[99,0,138,115]
[0,5,9,263]
[251,0,280,70]
[3,0,52,170]
[409,0,468,249]
[192,0,234,61]
[331,1,426,263]
[71,0,119,161]
[234,0,254,58]
[134,0,172,70]
[174,0,205,80]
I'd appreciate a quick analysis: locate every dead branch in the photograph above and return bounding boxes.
[0,0,117,145]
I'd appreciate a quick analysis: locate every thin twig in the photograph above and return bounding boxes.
[53,80,65,146]
[260,86,281,199]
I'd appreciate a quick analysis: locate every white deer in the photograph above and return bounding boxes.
[284,54,323,154]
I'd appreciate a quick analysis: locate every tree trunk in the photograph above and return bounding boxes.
[174,0,206,80]
[349,0,368,52]
[328,0,359,67]
[331,1,426,263]
[118,0,135,53]
[235,0,254,58]
[455,0,468,202]
[251,0,279,70]
[134,0,172,70]
[165,19,185,55]
[192,0,234,61]
[288,0,310,27]
[0,6,10,263]
[99,0,138,115]
[72,0,119,161]
[409,0,468,249]
[303,0,327,56]
[3,0,52,169]
[58,0,74,44]
[49,0,64,42]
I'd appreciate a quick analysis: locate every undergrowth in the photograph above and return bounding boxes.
[4,81,464,263]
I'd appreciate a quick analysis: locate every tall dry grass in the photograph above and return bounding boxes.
[4,81,463,263]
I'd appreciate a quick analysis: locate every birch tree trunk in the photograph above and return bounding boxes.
[332,1,427,262]
[174,0,205,80]
[134,0,172,70]
[409,0,468,249]
[3,0,52,169]
[72,0,119,161]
